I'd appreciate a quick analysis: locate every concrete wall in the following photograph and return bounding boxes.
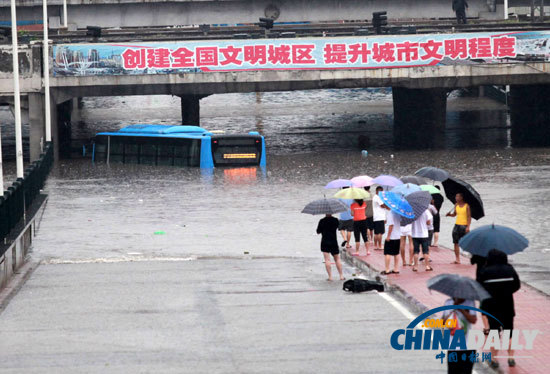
[0,0,512,28]
[0,212,37,293]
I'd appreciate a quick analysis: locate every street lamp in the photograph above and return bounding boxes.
[11,0,24,178]
[43,0,51,143]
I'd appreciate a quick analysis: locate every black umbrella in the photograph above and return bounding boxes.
[400,175,427,185]
[442,177,484,220]
[415,166,450,182]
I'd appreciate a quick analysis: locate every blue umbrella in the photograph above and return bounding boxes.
[391,183,421,196]
[324,179,353,189]
[379,191,414,219]
[372,175,403,187]
[459,224,529,257]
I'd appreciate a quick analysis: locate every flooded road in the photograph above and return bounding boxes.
[1,89,549,294]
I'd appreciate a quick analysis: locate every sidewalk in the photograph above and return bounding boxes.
[342,242,550,374]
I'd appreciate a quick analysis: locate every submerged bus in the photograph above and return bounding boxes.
[92,124,266,168]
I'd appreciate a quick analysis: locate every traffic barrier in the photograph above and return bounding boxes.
[0,142,53,251]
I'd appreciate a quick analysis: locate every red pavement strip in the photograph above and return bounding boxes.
[342,242,550,374]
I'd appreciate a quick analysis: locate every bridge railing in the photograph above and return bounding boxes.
[0,142,53,250]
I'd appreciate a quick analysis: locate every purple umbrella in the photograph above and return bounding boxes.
[324,179,353,189]
[372,175,403,187]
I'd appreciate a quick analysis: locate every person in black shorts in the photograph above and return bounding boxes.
[364,187,374,242]
[316,214,345,281]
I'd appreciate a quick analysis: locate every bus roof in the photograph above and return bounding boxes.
[96,124,212,139]
[118,124,208,134]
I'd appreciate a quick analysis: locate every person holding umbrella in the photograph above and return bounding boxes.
[316,213,345,281]
[446,193,471,264]
[302,198,348,281]
[351,198,369,256]
[478,249,521,368]
[428,273,490,374]
[379,191,415,275]
[411,208,433,272]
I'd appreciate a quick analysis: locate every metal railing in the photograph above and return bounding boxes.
[0,141,53,249]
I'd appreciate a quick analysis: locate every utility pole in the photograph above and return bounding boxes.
[11,0,24,178]
[43,0,52,142]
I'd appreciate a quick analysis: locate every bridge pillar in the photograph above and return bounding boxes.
[180,95,202,126]
[392,87,447,148]
[509,85,550,147]
[28,93,45,162]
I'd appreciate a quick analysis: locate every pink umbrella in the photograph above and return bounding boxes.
[372,175,403,187]
[351,175,374,187]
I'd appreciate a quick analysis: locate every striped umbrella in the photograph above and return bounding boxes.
[301,198,349,215]
[400,190,432,225]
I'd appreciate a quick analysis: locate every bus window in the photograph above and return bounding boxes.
[174,140,190,167]
[124,143,139,164]
[140,144,157,165]
[110,138,123,163]
[157,144,174,166]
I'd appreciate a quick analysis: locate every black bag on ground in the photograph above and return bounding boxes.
[343,279,384,293]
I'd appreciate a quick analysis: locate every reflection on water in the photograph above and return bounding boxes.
[1,89,549,295]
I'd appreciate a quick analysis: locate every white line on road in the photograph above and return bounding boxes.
[378,292,416,321]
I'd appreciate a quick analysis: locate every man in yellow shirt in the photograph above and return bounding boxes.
[446,193,471,264]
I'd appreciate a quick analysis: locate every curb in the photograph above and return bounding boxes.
[0,260,40,314]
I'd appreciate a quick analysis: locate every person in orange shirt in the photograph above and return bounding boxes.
[446,192,471,264]
[350,199,369,256]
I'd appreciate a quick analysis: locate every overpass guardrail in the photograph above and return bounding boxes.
[0,142,53,251]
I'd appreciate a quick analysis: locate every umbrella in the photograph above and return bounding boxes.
[420,184,440,195]
[301,198,349,215]
[325,179,353,189]
[400,175,426,185]
[427,273,491,301]
[415,166,450,182]
[400,190,432,225]
[372,175,403,187]
[459,224,529,257]
[391,183,421,196]
[334,187,370,200]
[351,175,374,187]
[442,177,484,220]
[379,191,414,219]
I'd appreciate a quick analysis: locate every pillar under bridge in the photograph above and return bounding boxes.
[392,87,447,149]
[180,95,209,126]
[509,84,550,147]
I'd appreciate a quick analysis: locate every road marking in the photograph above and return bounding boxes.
[378,292,416,320]
[43,256,197,264]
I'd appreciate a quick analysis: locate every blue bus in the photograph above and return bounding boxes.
[93,124,266,168]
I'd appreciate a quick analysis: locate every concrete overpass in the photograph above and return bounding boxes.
[0,0,520,29]
[1,30,550,158]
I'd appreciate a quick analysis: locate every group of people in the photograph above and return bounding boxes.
[315,185,521,372]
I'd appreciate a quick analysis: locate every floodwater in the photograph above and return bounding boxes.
[1,89,549,295]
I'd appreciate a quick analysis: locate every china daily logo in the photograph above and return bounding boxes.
[390,305,539,363]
